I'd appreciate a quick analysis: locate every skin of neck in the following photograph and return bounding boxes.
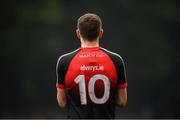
[80,37,99,48]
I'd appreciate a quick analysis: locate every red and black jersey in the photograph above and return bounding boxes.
[56,46,127,119]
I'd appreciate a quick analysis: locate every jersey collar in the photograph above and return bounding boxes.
[80,46,101,51]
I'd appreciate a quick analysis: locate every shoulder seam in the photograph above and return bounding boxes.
[56,48,80,67]
[100,47,125,67]
[56,48,80,77]
[100,47,122,59]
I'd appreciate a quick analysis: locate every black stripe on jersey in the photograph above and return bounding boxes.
[100,47,127,85]
[56,48,80,85]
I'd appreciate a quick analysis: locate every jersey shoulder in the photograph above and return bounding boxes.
[100,47,124,64]
[56,48,81,73]
[56,48,80,65]
[56,48,81,86]
[100,47,127,85]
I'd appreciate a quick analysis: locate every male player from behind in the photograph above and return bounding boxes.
[56,13,128,119]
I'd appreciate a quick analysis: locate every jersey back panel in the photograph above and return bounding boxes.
[56,47,127,118]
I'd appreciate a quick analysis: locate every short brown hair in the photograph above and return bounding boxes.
[77,13,102,41]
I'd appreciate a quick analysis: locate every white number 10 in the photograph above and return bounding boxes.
[74,74,110,105]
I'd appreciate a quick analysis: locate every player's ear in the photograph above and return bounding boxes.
[76,29,80,39]
[99,28,103,38]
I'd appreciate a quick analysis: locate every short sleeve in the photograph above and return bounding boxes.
[116,56,128,89]
[56,56,66,89]
[100,48,128,89]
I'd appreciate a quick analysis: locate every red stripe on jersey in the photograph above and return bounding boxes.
[117,82,128,89]
[56,83,66,89]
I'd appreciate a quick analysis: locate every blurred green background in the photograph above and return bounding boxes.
[0,0,180,118]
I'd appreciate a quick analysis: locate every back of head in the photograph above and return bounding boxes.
[77,13,102,41]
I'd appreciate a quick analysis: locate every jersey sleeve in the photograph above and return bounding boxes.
[100,48,128,89]
[56,56,66,89]
[116,56,127,89]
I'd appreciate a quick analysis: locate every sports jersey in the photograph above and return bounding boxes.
[56,46,127,119]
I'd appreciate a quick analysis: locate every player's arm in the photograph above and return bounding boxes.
[117,86,127,107]
[57,87,66,108]
[116,56,128,107]
[56,56,67,108]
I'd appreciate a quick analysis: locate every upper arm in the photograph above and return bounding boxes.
[56,56,67,107]
[57,88,66,108]
[117,88,127,107]
[56,56,66,88]
[114,55,128,107]
[116,56,127,86]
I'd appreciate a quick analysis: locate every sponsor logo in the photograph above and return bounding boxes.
[80,65,104,71]
[79,54,104,58]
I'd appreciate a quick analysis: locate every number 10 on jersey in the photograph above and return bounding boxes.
[74,74,110,105]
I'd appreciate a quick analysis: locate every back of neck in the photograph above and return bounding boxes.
[81,39,99,48]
